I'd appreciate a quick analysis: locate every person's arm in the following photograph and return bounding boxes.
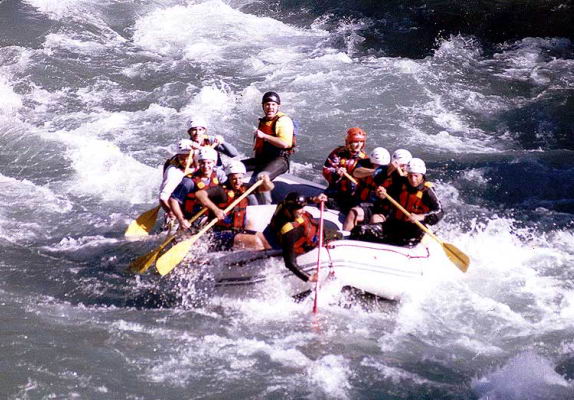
[420,186,444,225]
[281,228,311,282]
[168,178,195,229]
[210,135,239,158]
[195,187,226,220]
[159,167,184,216]
[169,197,190,230]
[257,174,274,192]
[254,116,293,149]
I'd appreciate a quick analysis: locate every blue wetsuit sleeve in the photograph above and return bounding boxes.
[215,142,239,158]
[170,177,195,204]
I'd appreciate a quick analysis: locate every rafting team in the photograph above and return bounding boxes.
[159,91,444,282]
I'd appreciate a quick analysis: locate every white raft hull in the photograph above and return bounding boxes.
[179,173,460,301]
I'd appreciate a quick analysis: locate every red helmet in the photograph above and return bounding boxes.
[345,127,366,144]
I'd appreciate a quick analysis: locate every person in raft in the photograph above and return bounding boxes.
[169,147,227,231]
[241,91,296,205]
[350,158,444,246]
[260,192,328,282]
[194,160,274,251]
[342,147,393,233]
[159,139,195,229]
[322,127,368,213]
[186,117,239,166]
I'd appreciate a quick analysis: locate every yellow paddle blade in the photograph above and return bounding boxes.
[128,236,176,274]
[442,242,470,273]
[155,235,199,276]
[125,206,160,237]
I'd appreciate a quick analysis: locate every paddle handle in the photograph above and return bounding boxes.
[312,201,325,314]
[195,179,264,236]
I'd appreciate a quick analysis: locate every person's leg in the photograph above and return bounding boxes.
[343,206,365,231]
[233,232,266,250]
[251,157,289,204]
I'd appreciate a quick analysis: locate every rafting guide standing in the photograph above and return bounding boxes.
[242,91,296,205]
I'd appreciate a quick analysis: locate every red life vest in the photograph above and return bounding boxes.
[253,112,295,158]
[183,171,220,214]
[325,146,367,194]
[356,173,393,202]
[215,184,249,230]
[393,181,433,221]
[279,211,319,255]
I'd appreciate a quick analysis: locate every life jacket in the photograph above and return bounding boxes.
[356,167,393,202]
[279,211,319,255]
[326,146,368,194]
[253,112,296,159]
[214,184,249,230]
[183,171,220,215]
[393,181,433,221]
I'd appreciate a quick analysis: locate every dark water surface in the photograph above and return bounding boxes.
[1,0,573,398]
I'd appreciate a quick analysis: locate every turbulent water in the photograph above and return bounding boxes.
[1,0,574,398]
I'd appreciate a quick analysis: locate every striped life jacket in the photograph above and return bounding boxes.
[253,112,296,159]
[393,181,433,221]
[215,184,249,230]
[183,171,220,215]
[279,211,319,255]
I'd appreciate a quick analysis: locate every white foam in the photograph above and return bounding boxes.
[472,352,571,400]
[0,75,23,114]
[308,355,351,399]
[133,1,316,61]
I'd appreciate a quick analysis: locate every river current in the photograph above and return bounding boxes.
[1,0,573,399]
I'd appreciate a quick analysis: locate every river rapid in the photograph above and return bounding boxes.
[1,0,573,399]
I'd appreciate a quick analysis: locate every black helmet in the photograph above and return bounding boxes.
[283,192,306,210]
[262,91,281,104]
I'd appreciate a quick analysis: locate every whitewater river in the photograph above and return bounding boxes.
[1,0,573,398]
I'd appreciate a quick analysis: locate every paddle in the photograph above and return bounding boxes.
[343,170,469,272]
[312,200,325,314]
[124,205,161,237]
[155,179,264,276]
[381,192,470,272]
[124,145,197,237]
[128,208,207,274]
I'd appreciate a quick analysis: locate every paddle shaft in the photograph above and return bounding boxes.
[155,179,264,276]
[312,201,325,314]
[195,179,264,237]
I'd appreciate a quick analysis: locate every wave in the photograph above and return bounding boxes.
[251,0,574,57]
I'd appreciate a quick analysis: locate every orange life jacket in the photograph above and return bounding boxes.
[253,112,295,158]
[393,182,433,221]
[279,211,319,255]
[325,146,367,194]
[215,184,249,230]
[183,171,220,215]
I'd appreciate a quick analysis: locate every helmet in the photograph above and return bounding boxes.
[176,139,193,154]
[406,158,426,174]
[370,147,390,166]
[188,117,208,129]
[197,147,218,162]
[262,91,281,104]
[283,192,307,210]
[345,127,366,143]
[225,161,246,175]
[392,149,412,165]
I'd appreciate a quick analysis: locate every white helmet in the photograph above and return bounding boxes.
[370,147,390,166]
[406,158,426,174]
[176,139,193,154]
[392,149,412,165]
[225,161,246,175]
[197,147,217,162]
[188,117,208,129]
